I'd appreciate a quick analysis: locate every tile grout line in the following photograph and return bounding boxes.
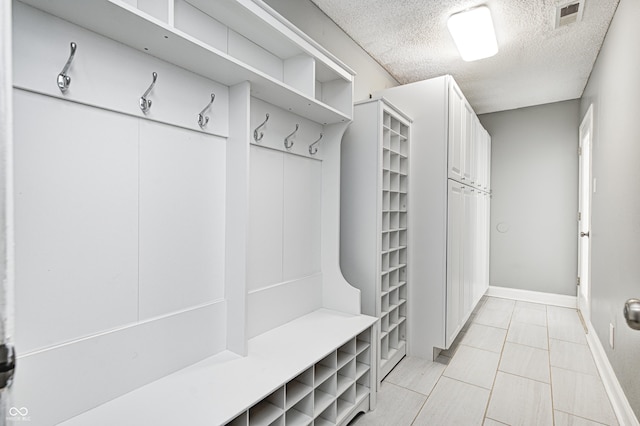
[481,301,514,425]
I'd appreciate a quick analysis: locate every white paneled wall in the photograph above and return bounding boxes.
[14,90,140,353]
[246,146,323,338]
[247,147,284,291]
[138,120,226,319]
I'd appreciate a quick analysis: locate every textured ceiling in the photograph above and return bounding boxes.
[309,0,619,114]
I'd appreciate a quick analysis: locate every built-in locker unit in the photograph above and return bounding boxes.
[340,98,411,382]
[11,1,378,425]
[375,75,491,359]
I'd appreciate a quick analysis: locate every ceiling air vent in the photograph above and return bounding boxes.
[555,0,585,28]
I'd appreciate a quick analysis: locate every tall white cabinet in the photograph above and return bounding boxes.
[376,75,491,358]
[340,98,411,382]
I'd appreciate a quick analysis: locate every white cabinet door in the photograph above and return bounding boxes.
[463,102,475,184]
[448,83,465,182]
[446,181,465,348]
[463,187,477,319]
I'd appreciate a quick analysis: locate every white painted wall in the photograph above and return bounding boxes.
[580,0,640,417]
[263,0,399,101]
[480,100,579,296]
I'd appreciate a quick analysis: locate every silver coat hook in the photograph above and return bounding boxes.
[198,93,215,128]
[309,132,324,155]
[57,42,77,92]
[284,124,299,149]
[139,72,157,113]
[253,113,269,143]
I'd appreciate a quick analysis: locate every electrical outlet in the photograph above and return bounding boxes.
[609,323,615,349]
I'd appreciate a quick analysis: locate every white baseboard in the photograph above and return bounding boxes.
[486,286,577,308]
[586,321,640,426]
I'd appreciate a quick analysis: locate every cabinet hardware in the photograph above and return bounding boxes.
[139,72,157,113]
[253,113,269,143]
[580,231,590,238]
[57,41,77,92]
[284,124,299,149]
[197,93,215,128]
[308,132,323,155]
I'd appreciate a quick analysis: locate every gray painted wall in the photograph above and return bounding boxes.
[264,0,399,101]
[580,0,640,417]
[480,100,579,296]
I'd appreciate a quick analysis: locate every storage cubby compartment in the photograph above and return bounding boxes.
[230,411,249,426]
[398,212,407,229]
[390,117,401,135]
[390,134,400,153]
[390,153,400,173]
[314,62,352,117]
[399,318,407,341]
[399,230,407,247]
[399,248,407,266]
[382,191,390,211]
[249,388,285,426]
[389,250,399,269]
[382,212,390,232]
[399,175,408,193]
[383,129,391,150]
[389,305,399,326]
[315,352,337,386]
[315,373,337,415]
[336,384,356,423]
[126,0,172,24]
[380,312,389,333]
[383,170,390,191]
[381,272,389,293]
[389,171,400,191]
[399,284,407,303]
[337,360,356,395]
[399,299,407,319]
[390,191,399,210]
[389,231,399,250]
[399,157,408,175]
[389,288,400,308]
[380,334,389,360]
[383,112,391,128]
[381,232,390,253]
[286,369,313,409]
[381,253,389,272]
[390,212,400,230]
[399,267,407,285]
[381,293,390,314]
[355,379,369,405]
[389,269,399,289]
[356,330,371,353]
[399,193,407,212]
[315,401,337,426]
[337,340,356,369]
[285,393,313,426]
[389,326,400,351]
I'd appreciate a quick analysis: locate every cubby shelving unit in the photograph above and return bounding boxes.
[11,1,378,425]
[341,98,411,382]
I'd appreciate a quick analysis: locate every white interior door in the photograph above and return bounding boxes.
[578,105,593,322]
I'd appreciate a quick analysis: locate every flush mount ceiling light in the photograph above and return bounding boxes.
[447,6,498,62]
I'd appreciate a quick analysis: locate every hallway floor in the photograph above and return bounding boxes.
[351,296,618,425]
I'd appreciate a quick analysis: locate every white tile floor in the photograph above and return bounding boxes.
[350,296,619,426]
